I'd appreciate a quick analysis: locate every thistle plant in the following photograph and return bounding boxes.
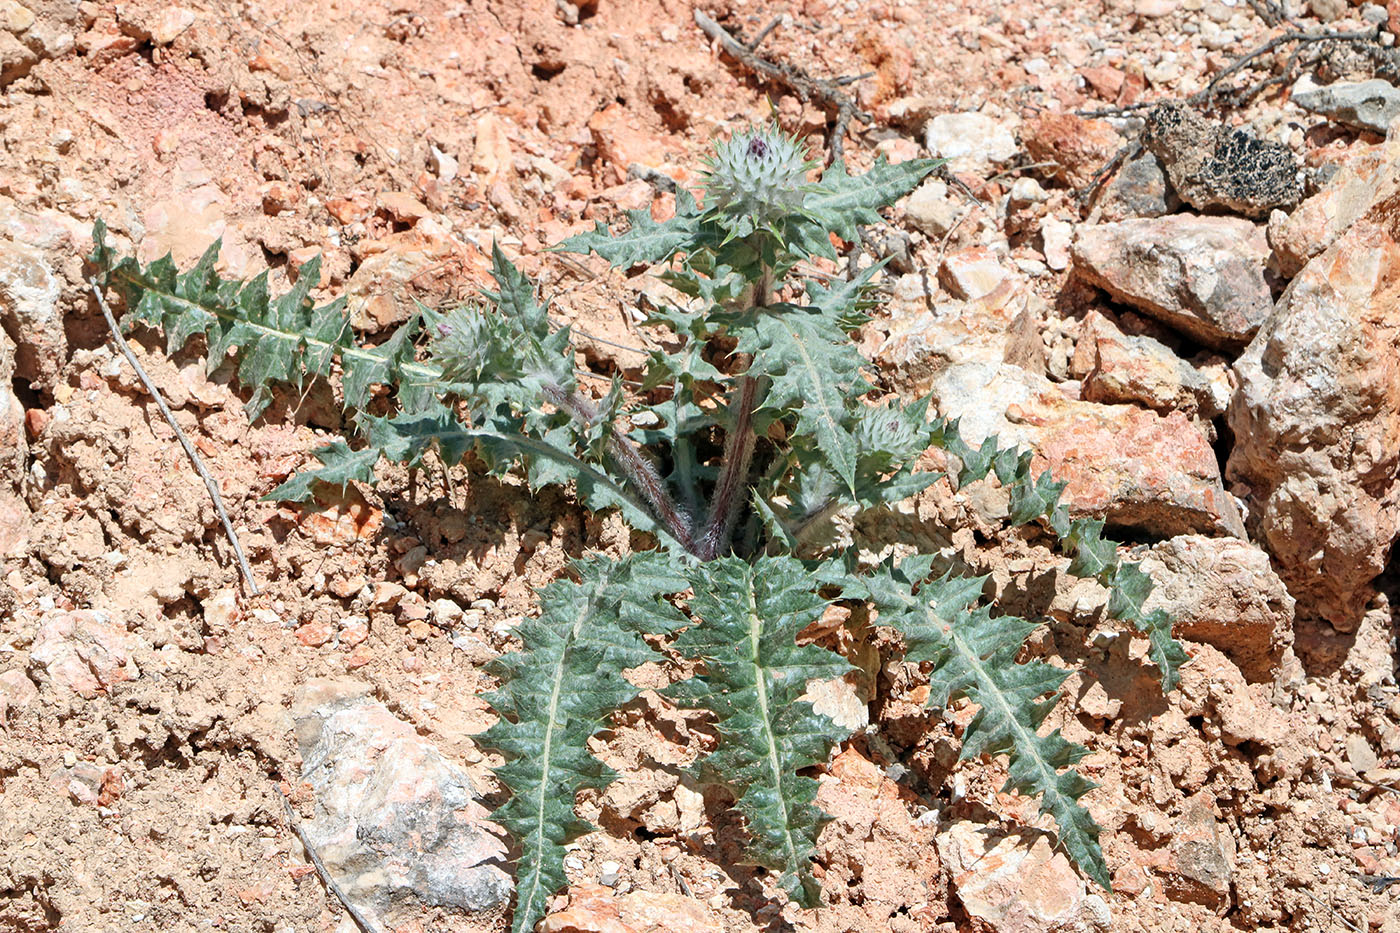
[89,125,1185,932]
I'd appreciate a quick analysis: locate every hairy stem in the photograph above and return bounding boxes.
[698,263,771,560]
[542,383,697,553]
[698,374,759,560]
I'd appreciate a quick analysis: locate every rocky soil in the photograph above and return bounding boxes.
[2,0,1400,931]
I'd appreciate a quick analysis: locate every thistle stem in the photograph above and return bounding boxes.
[542,383,697,553]
[697,264,772,560]
[697,373,759,560]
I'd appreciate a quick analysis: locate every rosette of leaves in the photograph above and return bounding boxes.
[89,125,1185,932]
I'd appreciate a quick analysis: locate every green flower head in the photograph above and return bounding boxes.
[701,125,818,236]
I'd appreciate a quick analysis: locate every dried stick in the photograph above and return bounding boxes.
[1075,141,1141,209]
[1187,25,1380,107]
[936,162,985,210]
[1293,886,1365,933]
[89,279,261,596]
[694,9,871,163]
[278,788,384,933]
[1075,25,1383,118]
[747,15,783,53]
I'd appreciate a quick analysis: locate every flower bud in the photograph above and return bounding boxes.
[701,125,816,232]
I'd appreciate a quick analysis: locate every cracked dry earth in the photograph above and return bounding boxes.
[1,0,1400,931]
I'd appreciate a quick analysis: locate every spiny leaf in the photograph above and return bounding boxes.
[667,555,852,906]
[1106,561,1188,690]
[480,554,687,933]
[342,310,427,412]
[852,395,934,479]
[804,257,889,329]
[89,220,430,419]
[927,419,1186,693]
[1005,456,1069,526]
[361,410,686,552]
[805,157,942,244]
[743,308,868,494]
[943,426,1000,487]
[558,189,703,268]
[265,439,383,502]
[867,563,1109,889]
[432,246,576,423]
[1064,518,1115,579]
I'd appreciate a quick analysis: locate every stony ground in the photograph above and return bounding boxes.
[1,0,1399,931]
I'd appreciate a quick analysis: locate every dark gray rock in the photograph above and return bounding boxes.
[1092,150,1179,222]
[1143,102,1301,218]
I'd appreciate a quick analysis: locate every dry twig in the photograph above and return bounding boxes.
[1076,25,1383,118]
[89,279,260,596]
[1293,886,1366,933]
[694,9,871,163]
[747,15,783,53]
[278,787,384,933]
[1189,24,1381,108]
[935,162,986,209]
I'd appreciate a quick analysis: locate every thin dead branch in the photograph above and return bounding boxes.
[936,162,986,210]
[693,9,872,164]
[1075,24,1383,118]
[1293,886,1366,933]
[1188,24,1381,108]
[89,279,260,596]
[278,787,384,933]
[747,15,783,53]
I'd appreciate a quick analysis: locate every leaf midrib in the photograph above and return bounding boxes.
[775,318,854,490]
[745,576,802,874]
[933,603,1103,883]
[520,582,601,927]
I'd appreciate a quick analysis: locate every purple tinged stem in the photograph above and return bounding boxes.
[542,382,697,553]
[697,374,759,561]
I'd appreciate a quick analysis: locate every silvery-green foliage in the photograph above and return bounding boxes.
[702,125,820,238]
[89,125,1184,932]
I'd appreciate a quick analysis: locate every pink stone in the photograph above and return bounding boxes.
[937,822,1111,933]
[1072,214,1271,349]
[932,360,1244,537]
[0,668,38,726]
[1022,112,1122,188]
[30,610,139,699]
[1229,141,1400,629]
[940,246,1012,301]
